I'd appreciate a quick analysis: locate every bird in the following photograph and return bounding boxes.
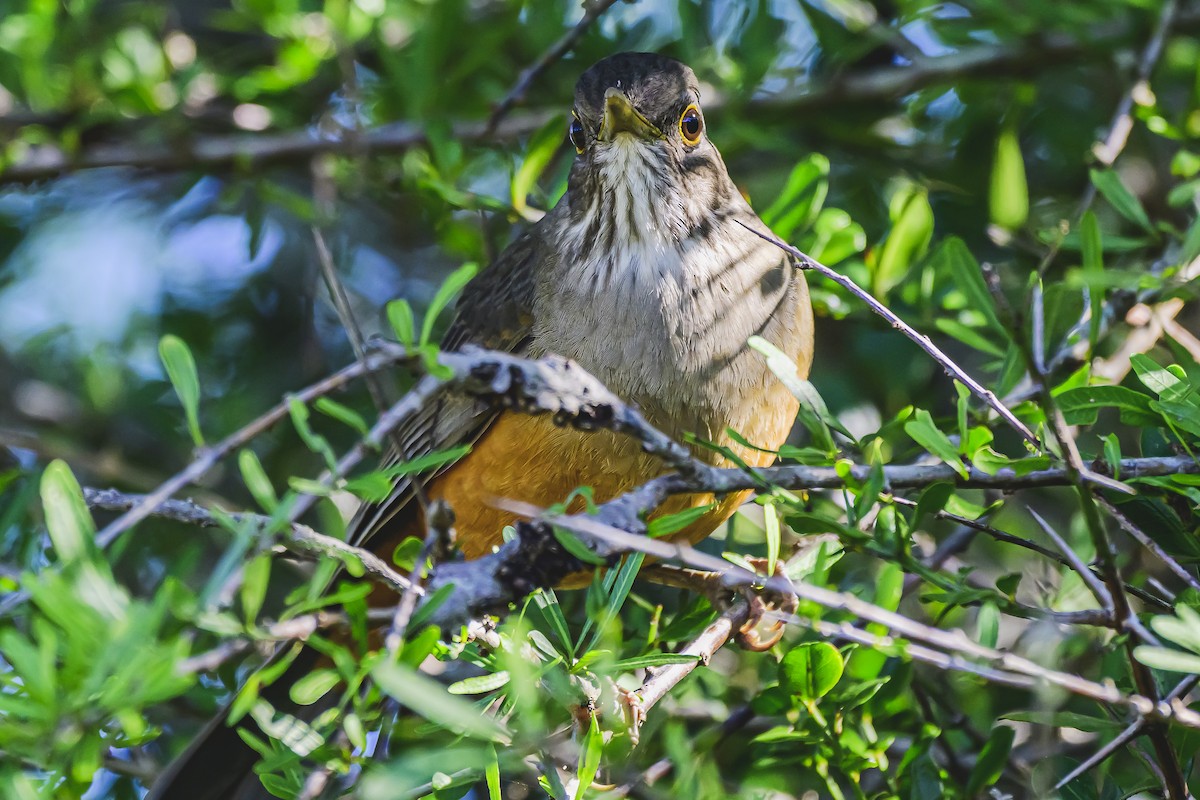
[148,51,813,800]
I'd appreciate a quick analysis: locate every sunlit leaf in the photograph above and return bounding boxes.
[779,641,843,700]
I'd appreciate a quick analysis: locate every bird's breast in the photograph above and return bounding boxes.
[535,216,813,465]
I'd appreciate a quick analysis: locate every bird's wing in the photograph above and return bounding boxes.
[348,226,546,548]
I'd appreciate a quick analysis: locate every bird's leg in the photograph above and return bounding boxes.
[638,562,797,651]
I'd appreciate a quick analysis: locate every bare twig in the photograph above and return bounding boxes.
[635,600,751,713]
[487,0,623,131]
[1098,495,1200,595]
[740,224,1042,450]
[83,488,412,594]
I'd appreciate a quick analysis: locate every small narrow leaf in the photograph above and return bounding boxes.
[763,502,781,577]
[159,334,204,446]
[422,262,478,345]
[1080,211,1104,353]
[904,409,969,479]
[387,298,417,348]
[512,114,568,217]
[314,397,369,435]
[238,449,278,512]
[575,713,604,800]
[1090,168,1154,233]
[289,669,341,705]
[240,554,271,623]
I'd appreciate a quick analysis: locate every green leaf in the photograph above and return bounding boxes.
[40,460,96,563]
[1131,354,1188,401]
[512,114,567,217]
[647,502,715,539]
[344,713,366,751]
[874,183,933,296]
[1149,605,1200,653]
[1089,168,1154,233]
[1001,710,1120,732]
[933,317,1006,357]
[344,472,394,503]
[584,552,645,652]
[1180,215,1200,267]
[238,449,278,511]
[159,334,204,446]
[485,746,501,800]
[372,662,509,742]
[314,397,369,435]
[240,554,271,623]
[779,641,844,700]
[904,409,968,479]
[976,601,999,648]
[551,526,606,565]
[1152,400,1200,439]
[447,671,511,695]
[609,653,700,671]
[381,444,472,478]
[288,397,338,470]
[423,262,478,345]
[763,502,781,577]
[1057,385,1158,427]
[933,238,1003,334]
[806,207,866,265]
[749,335,852,441]
[289,668,341,705]
[989,124,1028,230]
[966,725,1015,795]
[387,298,417,348]
[760,153,830,239]
[392,536,423,571]
[532,589,574,660]
[575,713,604,800]
[1080,211,1104,353]
[1133,645,1200,674]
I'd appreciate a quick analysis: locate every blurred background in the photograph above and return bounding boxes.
[2,0,1200,797]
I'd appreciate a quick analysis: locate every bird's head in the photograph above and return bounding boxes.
[561,52,737,258]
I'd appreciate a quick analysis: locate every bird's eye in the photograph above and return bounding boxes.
[569,116,587,153]
[679,104,703,146]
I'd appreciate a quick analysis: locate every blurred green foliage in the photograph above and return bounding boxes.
[2,0,1200,799]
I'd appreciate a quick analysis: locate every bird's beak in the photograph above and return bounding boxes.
[598,88,663,143]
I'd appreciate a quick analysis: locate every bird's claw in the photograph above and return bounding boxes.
[734,557,798,652]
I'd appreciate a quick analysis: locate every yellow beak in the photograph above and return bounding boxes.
[597,88,664,142]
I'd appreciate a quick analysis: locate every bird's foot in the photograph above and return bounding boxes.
[638,562,797,651]
[732,557,798,651]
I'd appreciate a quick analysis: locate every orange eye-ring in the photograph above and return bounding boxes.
[679,104,703,146]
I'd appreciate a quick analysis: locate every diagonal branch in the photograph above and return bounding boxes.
[486,0,623,131]
[742,224,1042,449]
